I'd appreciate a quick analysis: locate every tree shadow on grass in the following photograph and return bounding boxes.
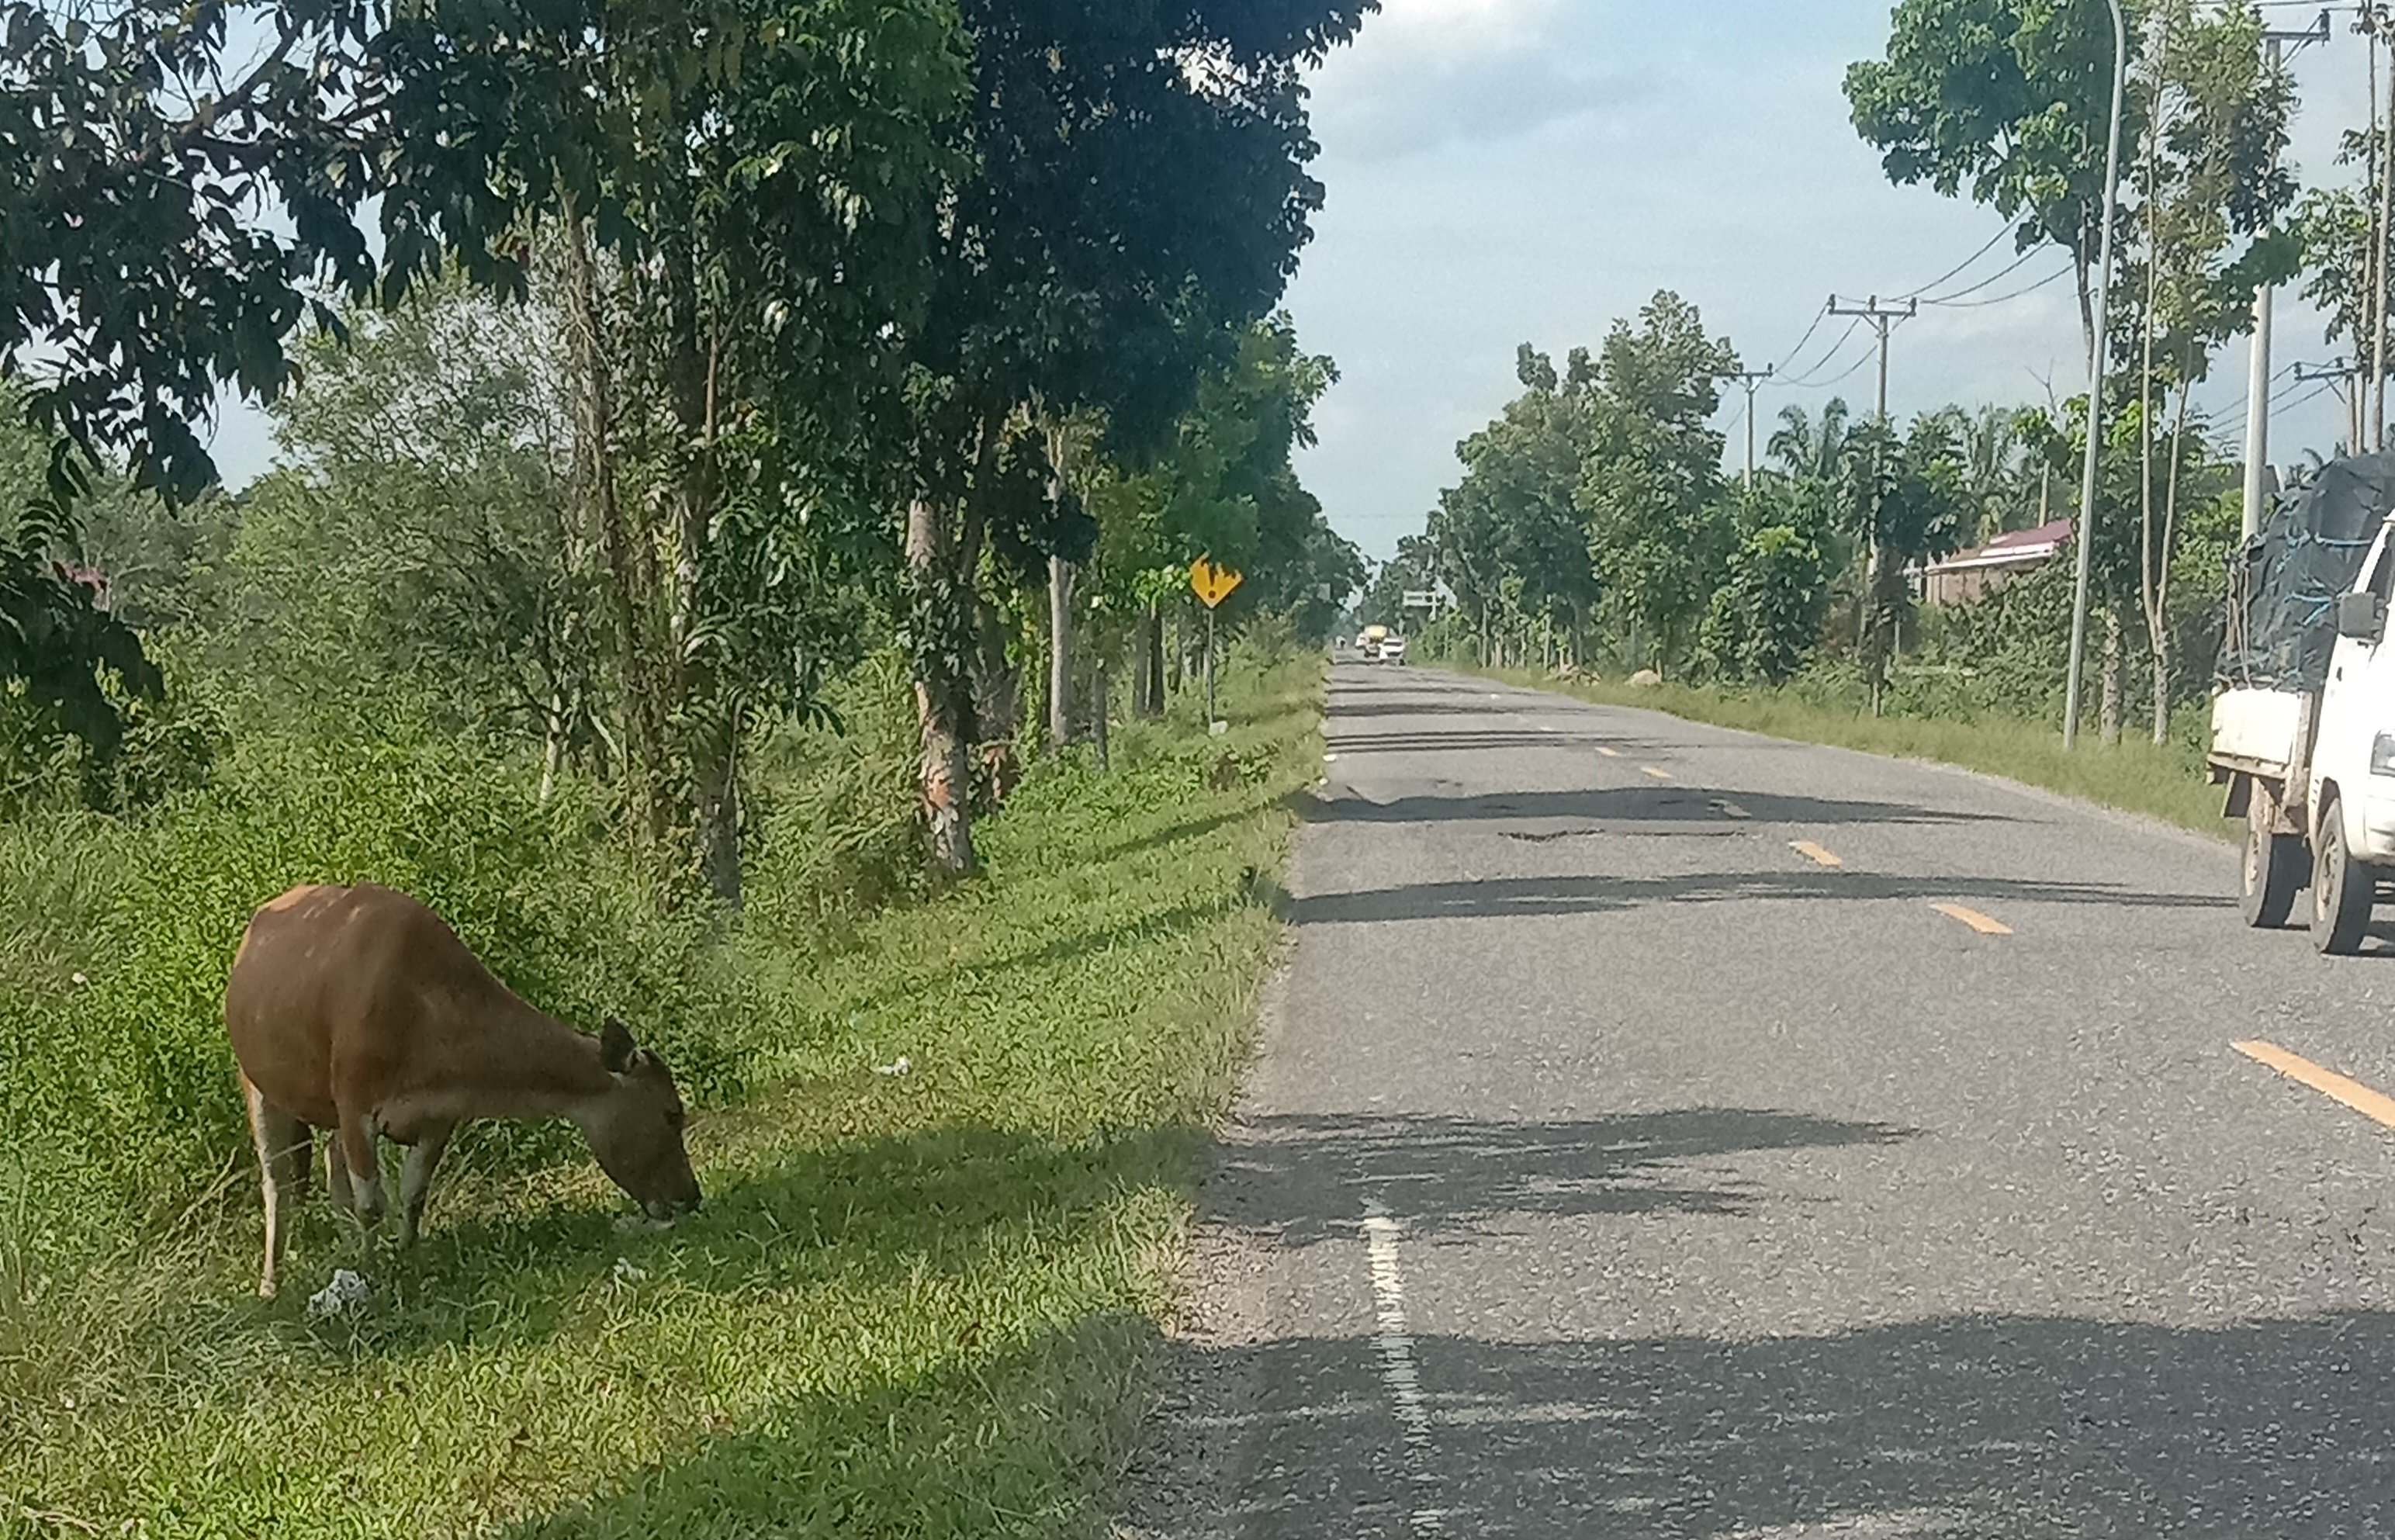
[493,1311,1168,1539]
[292,1115,1210,1365]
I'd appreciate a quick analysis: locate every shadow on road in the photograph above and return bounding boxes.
[1285,869,2227,926]
[1327,730,1660,755]
[1127,1306,2395,1538]
[1297,785,1984,829]
[1203,1108,1917,1247]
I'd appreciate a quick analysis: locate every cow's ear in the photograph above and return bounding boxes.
[600,1016,638,1075]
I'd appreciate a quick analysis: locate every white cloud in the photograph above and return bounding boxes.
[1361,0,1566,57]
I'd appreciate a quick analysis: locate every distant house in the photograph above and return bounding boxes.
[1919,518,2072,607]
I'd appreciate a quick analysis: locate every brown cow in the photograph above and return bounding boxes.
[224,882,701,1297]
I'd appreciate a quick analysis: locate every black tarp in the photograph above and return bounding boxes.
[2218,454,2395,691]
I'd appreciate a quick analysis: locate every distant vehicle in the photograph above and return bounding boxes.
[1381,635,1407,663]
[2211,455,2395,953]
[1360,624,1390,662]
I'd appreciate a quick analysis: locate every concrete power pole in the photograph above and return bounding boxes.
[2243,11,2333,540]
[1829,296,1919,426]
[1828,296,1919,711]
[1723,366,1775,483]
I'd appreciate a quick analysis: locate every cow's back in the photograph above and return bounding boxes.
[225,883,468,1124]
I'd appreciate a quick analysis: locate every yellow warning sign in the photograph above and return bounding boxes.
[1190,557,1244,610]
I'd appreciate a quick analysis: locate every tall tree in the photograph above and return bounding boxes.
[892,0,1374,874]
[1578,292,1739,671]
[1846,0,2150,355]
[2127,0,2294,742]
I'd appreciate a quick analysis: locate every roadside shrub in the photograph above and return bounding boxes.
[742,651,928,950]
[0,722,740,1254]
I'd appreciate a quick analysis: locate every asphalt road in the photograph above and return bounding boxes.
[1124,663,2395,1538]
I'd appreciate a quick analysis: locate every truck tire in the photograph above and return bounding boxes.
[2242,794,2306,929]
[2310,794,2377,955]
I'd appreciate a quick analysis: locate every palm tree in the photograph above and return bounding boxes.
[1767,398,1852,482]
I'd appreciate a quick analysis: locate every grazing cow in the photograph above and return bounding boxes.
[224,882,701,1297]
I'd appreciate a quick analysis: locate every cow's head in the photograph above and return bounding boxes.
[584,1017,702,1223]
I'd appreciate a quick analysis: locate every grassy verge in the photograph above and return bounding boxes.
[1464,664,2234,840]
[2,656,1321,1538]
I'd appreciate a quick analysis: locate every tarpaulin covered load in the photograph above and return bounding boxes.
[2218,453,2395,692]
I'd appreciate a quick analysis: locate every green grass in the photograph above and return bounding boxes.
[1,657,1323,1538]
[1466,664,2235,840]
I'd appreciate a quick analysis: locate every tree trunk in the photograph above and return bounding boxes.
[2100,609,2124,746]
[560,206,671,846]
[909,496,977,877]
[1136,602,1165,718]
[673,317,742,905]
[2152,384,2191,745]
[692,708,742,908]
[1048,555,1073,752]
[1092,659,1110,772]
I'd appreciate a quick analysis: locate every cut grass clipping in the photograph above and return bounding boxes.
[1,656,1322,1539]
[1469,666,2235,839]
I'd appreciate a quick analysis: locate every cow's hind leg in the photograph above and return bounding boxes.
[244,1075,304,1299]
[337,1109,388,1234]
[324,1134,355,1214]
[396,1121,455,1248]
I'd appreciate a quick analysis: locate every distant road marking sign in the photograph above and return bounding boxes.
[1790,840,1843,868]
[1190,558,1244,609]
[1641,766,1672,781]
[1597,747,1622,759]
[1715,800,1752,819]
[1930,902,2013,936]
[2233,1040,2395,1130]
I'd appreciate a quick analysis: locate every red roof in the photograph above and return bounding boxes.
[1924,517,2072,575]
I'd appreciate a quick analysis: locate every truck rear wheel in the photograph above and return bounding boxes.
[2242,792,2306,929]
[2310,794,2377,955]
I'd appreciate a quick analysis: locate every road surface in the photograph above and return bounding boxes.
[1125,663,2395,1538]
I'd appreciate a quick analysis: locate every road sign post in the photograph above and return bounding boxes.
[1190,558,1244,725]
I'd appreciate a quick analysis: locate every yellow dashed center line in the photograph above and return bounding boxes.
[2233,1040,2395,1130]
[1642,766,1673,781]
[1930,902,2013,936]
[1790,840,1843,868]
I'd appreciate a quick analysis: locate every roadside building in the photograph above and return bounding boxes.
[1919,518,2072,607]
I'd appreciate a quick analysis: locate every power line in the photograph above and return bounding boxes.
[1920,244,2044,303]
[1788,342,1877,393]
[1767,302,1834,375]
[1923,263,2075,309]
[1777,317,1864,386]
[1895,224,2019,300]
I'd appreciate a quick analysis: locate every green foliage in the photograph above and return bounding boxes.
[0,650,1325,1540]
[1701,481,1837,684]
[1577,292,1739,667]
[1846,0,2149,324]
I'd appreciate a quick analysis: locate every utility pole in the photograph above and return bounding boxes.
[2295,359,2355,452]
[2244,10,2333,538]
[1829,296,1919,424]
[1828,296,1917,711]
[1722,365,1775,483]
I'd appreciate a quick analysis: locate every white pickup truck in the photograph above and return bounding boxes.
[2211,457,2395,953]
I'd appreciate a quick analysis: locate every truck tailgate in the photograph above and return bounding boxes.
[2210,687,2307,776]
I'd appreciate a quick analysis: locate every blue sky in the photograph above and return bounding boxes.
[1288,0,2367,559]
